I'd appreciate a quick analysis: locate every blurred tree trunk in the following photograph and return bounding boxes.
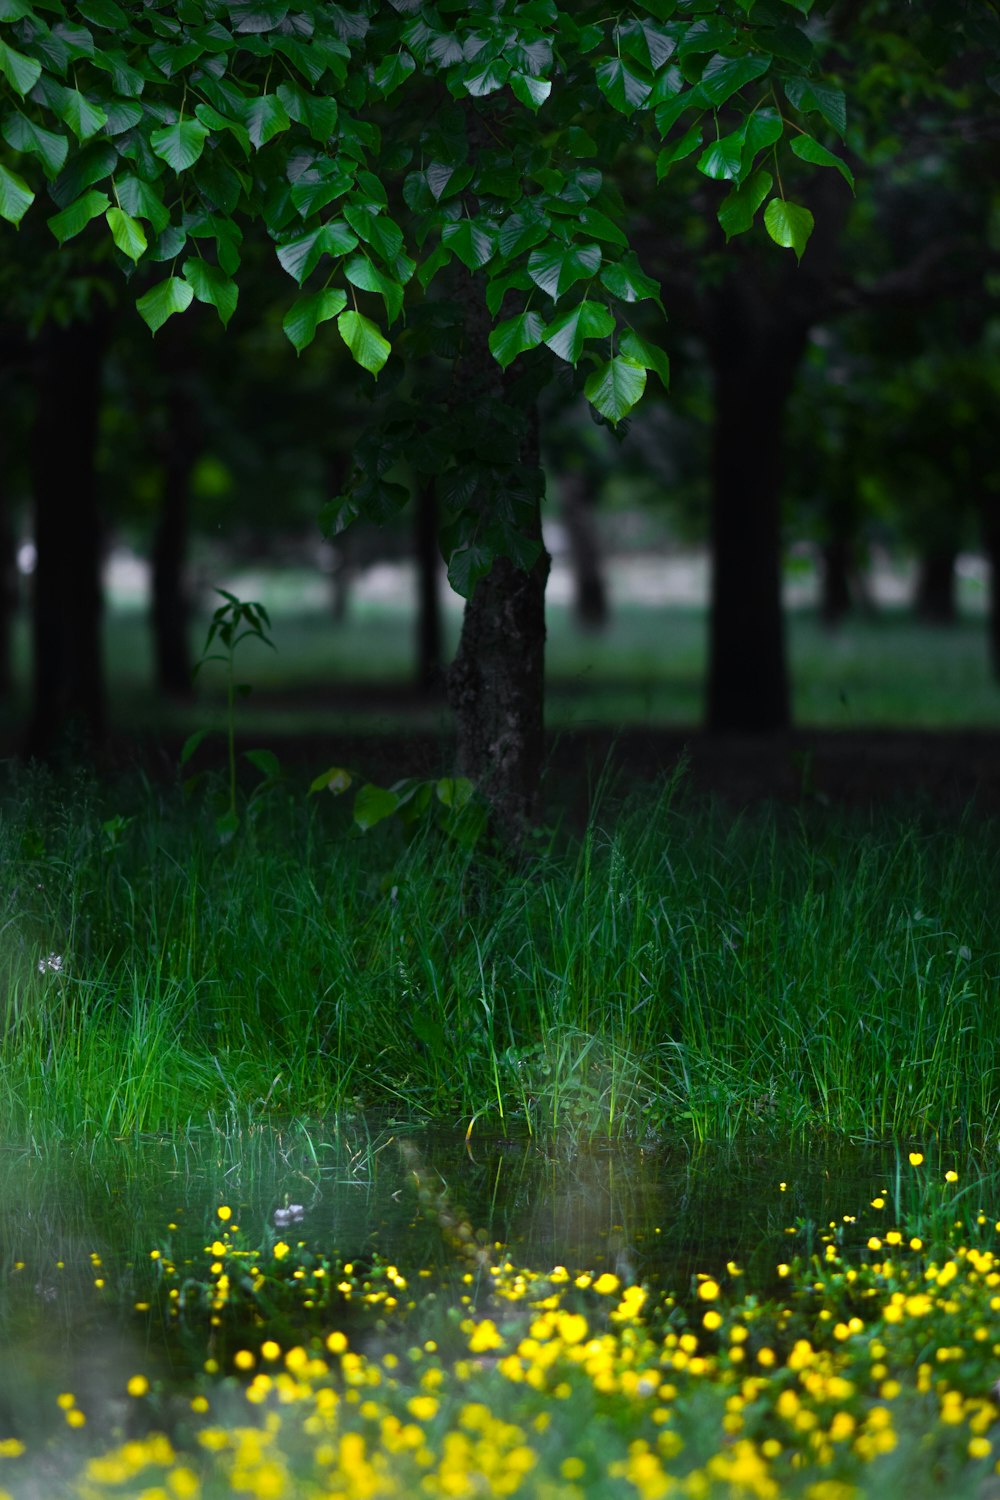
[820,537,854,628]
[26,316,109,759]
[446,278,549,840]
[414,477,443,693]
[560,470,608,630]
[151,338,199,698]
[706,268,806,732]
[0,414,18,700]
[914,546,958,624]
[980,503,1000,679]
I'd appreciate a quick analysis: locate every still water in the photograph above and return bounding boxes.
[0,1119,982,1439]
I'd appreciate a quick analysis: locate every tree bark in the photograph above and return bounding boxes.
[820,537,854,628]
[445,274,549,838]
[414,477,443,693]
[914,546,958,624]
[706,268,807,733]
[26,316,109,759]
[560,469,609,630]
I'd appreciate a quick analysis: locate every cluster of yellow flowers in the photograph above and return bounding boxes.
[2,1172,1000,1499]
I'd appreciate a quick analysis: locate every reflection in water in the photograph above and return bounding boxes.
[0,1117,977,1438]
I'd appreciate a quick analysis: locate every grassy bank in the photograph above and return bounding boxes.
[1,763,998,1145]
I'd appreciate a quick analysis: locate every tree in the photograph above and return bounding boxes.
[0,0,860,821]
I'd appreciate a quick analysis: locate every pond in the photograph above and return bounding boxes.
[0,1121,996,1498]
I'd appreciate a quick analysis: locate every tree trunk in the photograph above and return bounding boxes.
[414,477,443,693]
[560,470,609,630]
[914,546,958,624]
[447,488,549,838]
[982,503,1000,680]
[150,330,200,698]
[445,266,550,838]
[0,417,18,699]
[706,268,808,733]
[820,537,854,628]
[26,317,108,759]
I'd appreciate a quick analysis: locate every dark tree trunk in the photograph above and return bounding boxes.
[706,271,807,733]
[414,478,443,693]
[0,420,18,699]
[914,546,958,624]
[982,504,1000,680]
[26,317,108,760]
[820,537,854,628]
[150,329,201,698]
[447,492,549,838]
[445,267,549,839]
[560,470,608,630]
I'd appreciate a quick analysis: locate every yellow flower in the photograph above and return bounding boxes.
[909,1152,924,1166]
[217,1205,232,1221]
[592,1272,620,1295]
[945,1170,959,1183]
[126,1375,149,1398]
[697,1279,720,1301]
[272,1241,290,1261]
[406,1396,439,1422]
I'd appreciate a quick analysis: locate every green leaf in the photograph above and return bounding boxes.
[0,161,33,225]
[498,205,550,259]
[343,204,403,263]
[150,119,210,172]
[783,76,847,138]
[354,782,399,831]
[584,356,647,425]
[447,543,494,600]
[282,287,348,353]
[656,122,703,179]
[344,253,404,323]
[0,0,33,17]
[600,252,660,304]
[2,112,68,175]
[436,776,474,810]
[543,299,615,364]
[697,132,743,180]
[527,241,602,301]
[337,309,390,376]
[179,728,209,766]
[116,174,170,234]
[699,52,771,106]
[136,275,195,334]
[183,258,238,327]
[47,189,110,243]
[77,0,129,26]
[790,134,854,190]
[374,48,416,98]
[509,72,551,110]
[276,220,358,282]
[194,102,252,158]
[740,107,783,168]
[763,197,814,260]
[717,167,772,239]
[246,93,291,149]
[106,205,147,261]
[594,55,652,114]
[308,765,353,796]
[441,218,498,271]
[55,88,108,141]
[488,309,546,369]
[0,38,42,97]
[577,206,628,247]
[243,748,280,779]
[618,329,669,389]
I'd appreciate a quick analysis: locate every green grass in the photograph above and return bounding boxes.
[2,761,998,1146]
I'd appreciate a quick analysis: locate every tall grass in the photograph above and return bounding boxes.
[1,760,998,1144]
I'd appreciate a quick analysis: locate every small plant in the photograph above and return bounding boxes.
[309,765,488,848]
[181,589,282,840]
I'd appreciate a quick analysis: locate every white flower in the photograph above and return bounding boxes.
[37,953,64,974]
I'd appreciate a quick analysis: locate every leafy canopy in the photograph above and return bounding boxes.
[0,0,847,427]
